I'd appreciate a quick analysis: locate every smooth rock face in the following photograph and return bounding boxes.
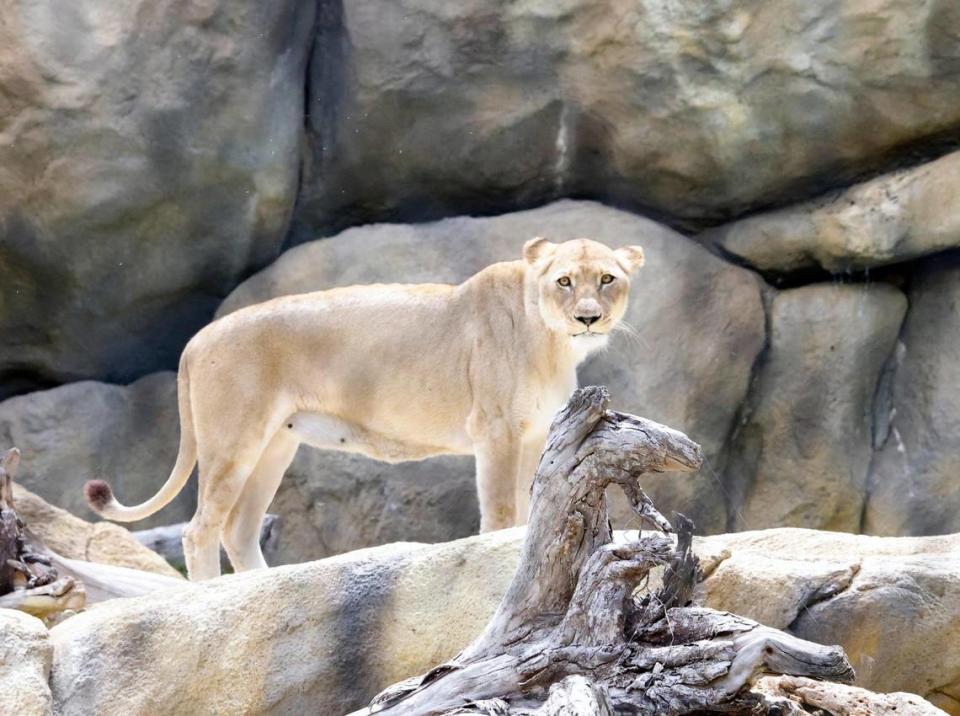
[221,200,766,535]
[12,483,181,578]
[299,0,960,233]
[698,529,960,710]
[46,528,959,714]
[0,609,52,716]
[0,0,314,393]
[271,451,477,564]
[49,531,525,716]
[712,150,960,273]
[865,253,960,536]
[726,283,906,532]
[0,373,194,529]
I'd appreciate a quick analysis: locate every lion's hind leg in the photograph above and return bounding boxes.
[183,436,271,581]
[221,430,299,572]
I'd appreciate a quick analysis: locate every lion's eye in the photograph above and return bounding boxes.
[557,276,571,288]
[600,274,615,285]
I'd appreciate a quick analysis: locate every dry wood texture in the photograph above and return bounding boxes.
[352,387,856,715]
[0,447,86,619]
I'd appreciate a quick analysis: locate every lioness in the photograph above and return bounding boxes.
[84,238,644,580]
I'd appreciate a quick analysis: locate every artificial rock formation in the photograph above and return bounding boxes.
[12,483,181,579]
[697,529,960,711]
[865,253,960,537]
[270,451,477,565]
[0,0,313,393]
[43,389,960,715]
[0,609,53,716]
[712,150,960,273]
[48,537,521,715]
[299,0,960,232]
[725,282,907,532]
[6,0,960,397]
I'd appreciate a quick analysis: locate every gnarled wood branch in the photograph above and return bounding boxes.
[350,387,855,715]
[0,447,87,620]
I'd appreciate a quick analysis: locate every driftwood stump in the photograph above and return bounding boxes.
[353,387,855,715]
[0,448,86,619]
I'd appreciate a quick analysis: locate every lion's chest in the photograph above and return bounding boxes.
[519,368,579,439]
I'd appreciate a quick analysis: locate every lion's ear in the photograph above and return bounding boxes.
[614,245,645,273]
[523,237,557,265]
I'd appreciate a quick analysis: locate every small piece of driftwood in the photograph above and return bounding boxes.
[132,514,280,568]
[0,447,87,619]
[351,387,856,715]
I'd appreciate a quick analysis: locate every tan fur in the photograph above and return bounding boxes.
[85,238,644,580]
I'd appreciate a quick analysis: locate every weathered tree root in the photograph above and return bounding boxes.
[0,447,86,620]
[351,387,855,715]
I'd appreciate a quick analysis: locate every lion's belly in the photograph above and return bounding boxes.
[285,411,471,463]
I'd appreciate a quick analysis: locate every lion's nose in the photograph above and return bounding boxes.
[576,314,601,327]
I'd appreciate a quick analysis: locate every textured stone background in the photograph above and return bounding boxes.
[2,0,960,561]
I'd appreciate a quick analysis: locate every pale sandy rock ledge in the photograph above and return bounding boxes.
[45,527,960,715]
[710,150,960,273]
[12,483,181,579]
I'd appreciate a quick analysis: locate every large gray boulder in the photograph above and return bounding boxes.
[0,0,314,394]
[0,373,193,530]
[710,150,960,273]
[865,253,960,536]
[47,528,960,714]
[221,200,767,534]
[726,283,906,532]
[298,0,960,232]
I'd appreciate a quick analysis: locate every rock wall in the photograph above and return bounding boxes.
[2,0,960,554]
[297,0,960,233]
[0,0,314,395]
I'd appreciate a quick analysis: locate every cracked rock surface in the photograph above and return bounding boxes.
[697,528,960,713]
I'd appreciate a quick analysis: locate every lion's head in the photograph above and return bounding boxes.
[523,237,644,344]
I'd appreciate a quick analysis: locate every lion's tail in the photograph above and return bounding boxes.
[84,356,197,523]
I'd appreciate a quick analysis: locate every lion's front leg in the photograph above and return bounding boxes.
[515,432,548,527]
[472,426,521,532]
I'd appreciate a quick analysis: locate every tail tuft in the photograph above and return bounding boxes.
[84,480,113,512]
